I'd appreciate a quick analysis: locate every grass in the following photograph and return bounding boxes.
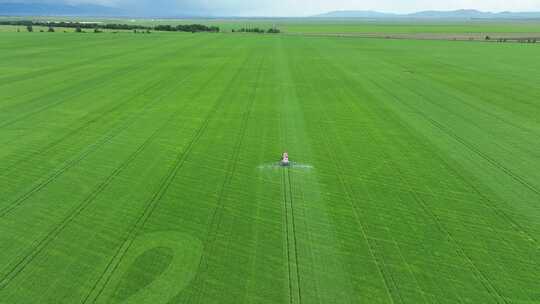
[0,30,539,304]
[3,16,540,33]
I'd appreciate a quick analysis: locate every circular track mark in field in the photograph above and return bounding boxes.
[106,231,202,304]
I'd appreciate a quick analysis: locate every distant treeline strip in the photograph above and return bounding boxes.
[0,20,220,32]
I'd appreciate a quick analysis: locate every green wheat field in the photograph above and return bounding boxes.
[1,28,539,303]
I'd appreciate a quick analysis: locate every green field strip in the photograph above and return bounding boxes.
[368,71,540,195]
[0,63,201,215]
[298,35,524,302]
[0,35,214,127]
[0,76,170,172]
[0,83,201,275]
[82,46,257,304]
[308,94,401,304]
[292,37,407,303]
[2,44,234,285]
[0,41,244,302]
[0,35,140,85]
[0,106,168,290]
[0,40,211,171]
[362,72,540,235]
[312,35,540,226]
[0,36,205,103]
[0,37,242,274]
[0,33,140,64]
[0,34,207,104]
[0,37,200,91]
[359,86,527,303]
[181,55,264,304]
[0,36,235,206]
[1,32,539,304]
[354,82,532,301]
[369,49,540,136]
[275,37,369,303]
[174,54,272,304]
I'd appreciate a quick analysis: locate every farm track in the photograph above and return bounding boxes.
[186,54,263,304]
[82,48,250,304]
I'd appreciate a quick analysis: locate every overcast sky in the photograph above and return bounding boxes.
[6,0,540,16]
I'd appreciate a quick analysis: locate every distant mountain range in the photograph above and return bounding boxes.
[0,3,124,16]
[315,9,540,19]
[2,5,540,19]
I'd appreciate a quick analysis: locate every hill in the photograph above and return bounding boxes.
[315,9,540,19]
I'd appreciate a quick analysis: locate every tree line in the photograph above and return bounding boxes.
[485,35,537,43]
[0,20,220,33]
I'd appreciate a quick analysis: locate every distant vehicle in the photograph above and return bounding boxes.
[281,152,290,166]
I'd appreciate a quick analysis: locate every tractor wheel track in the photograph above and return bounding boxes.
[283,167,302,304]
